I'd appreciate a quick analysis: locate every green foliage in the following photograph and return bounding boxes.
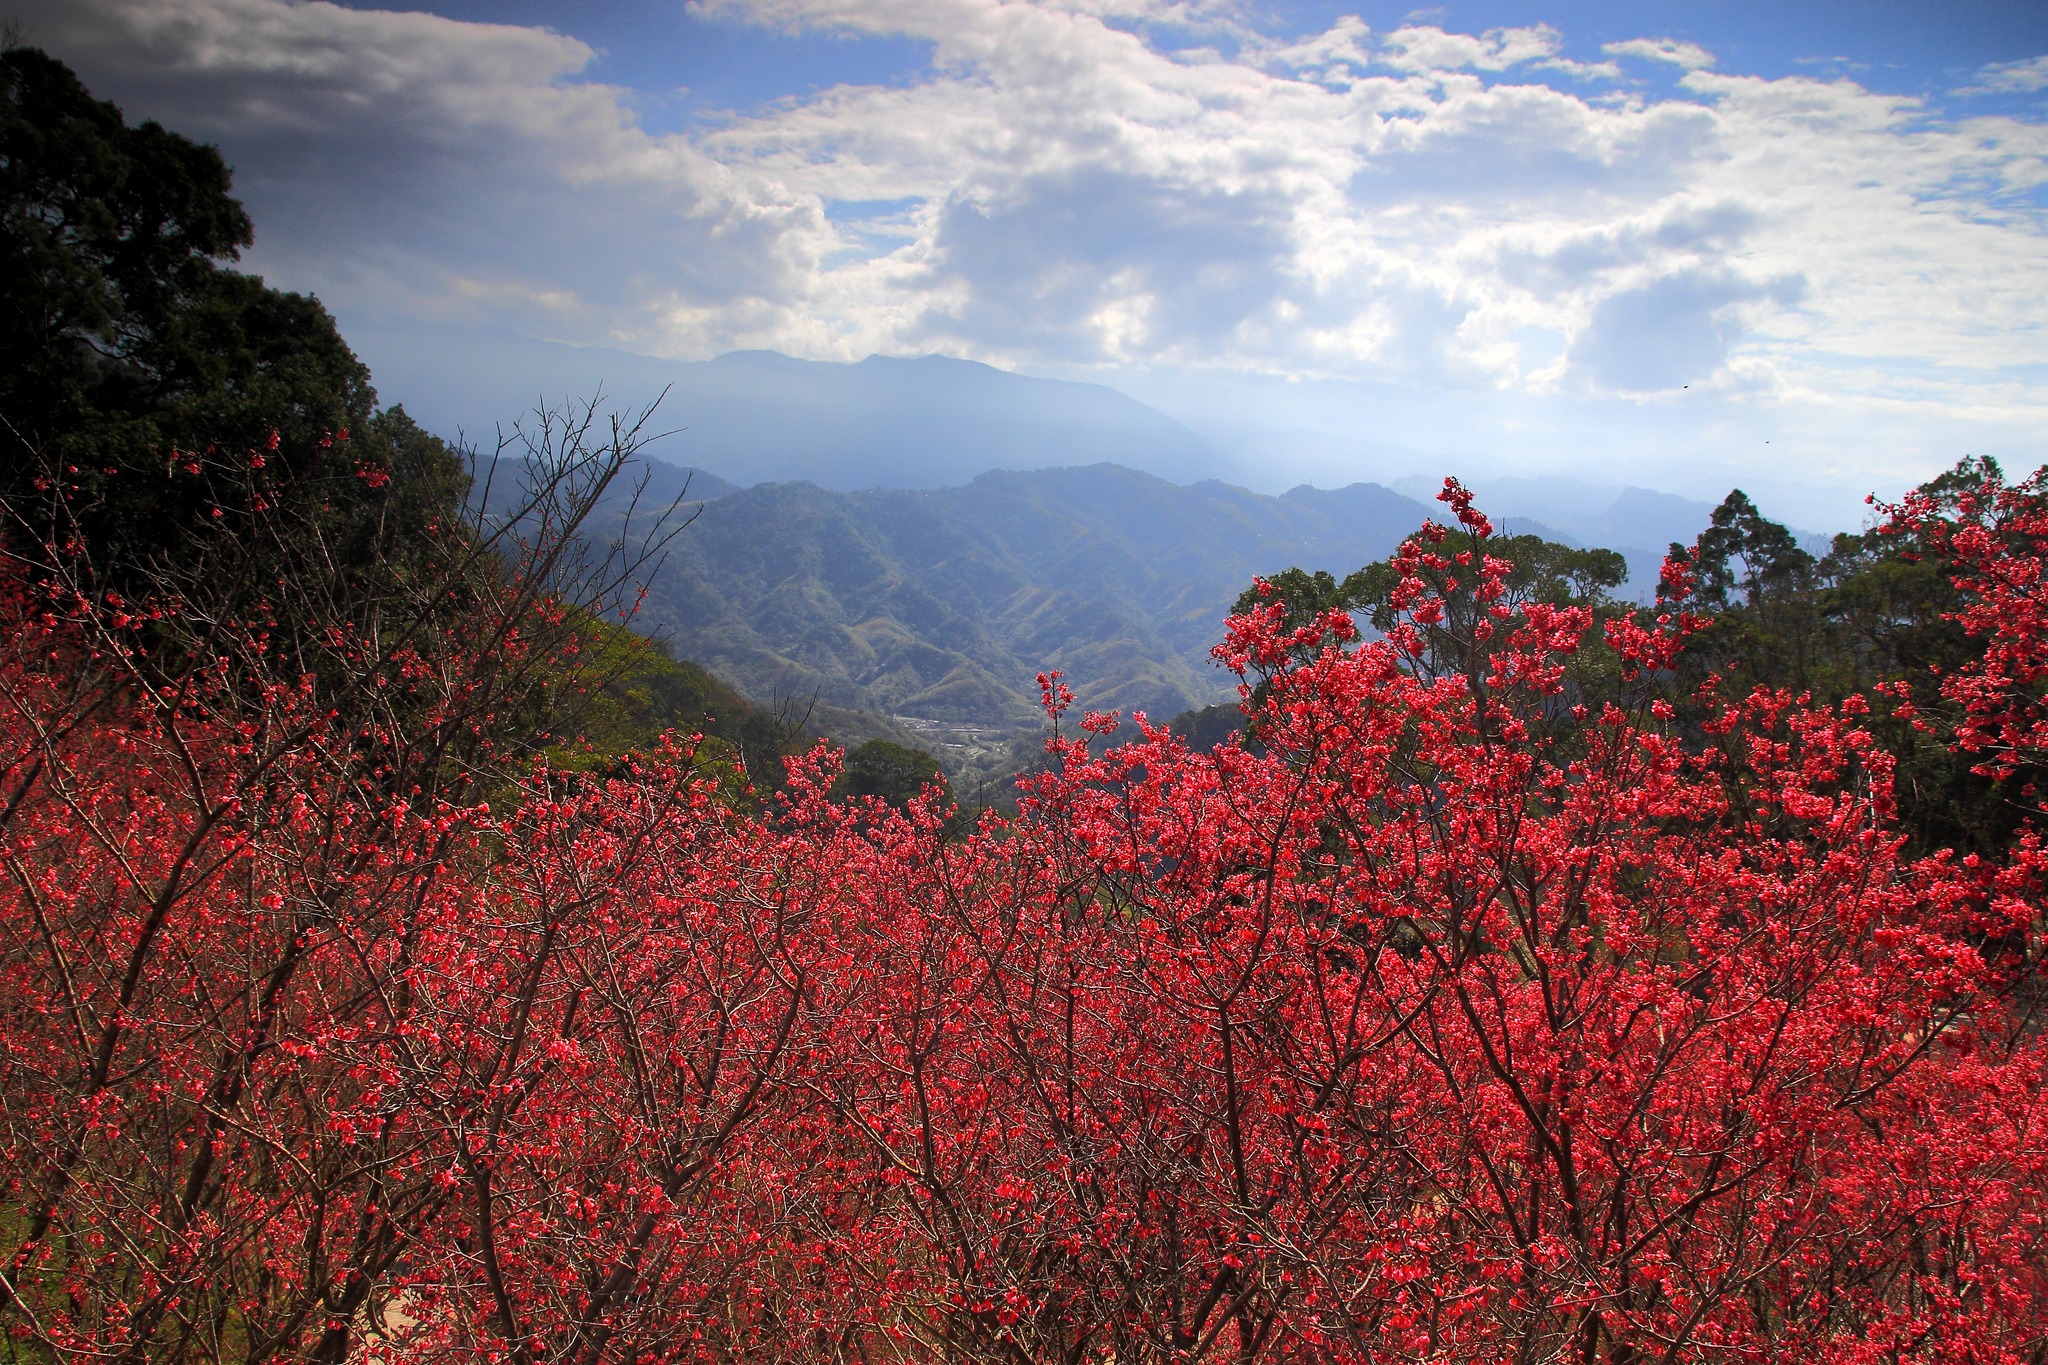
[0,46,465,604]
[1666,489,1832,695]
[1235,536,1626,643]
[1351,532,1628,634]
[530,612,806,791]
[1229,566,1369,638]
[832,738,951,813]
[1659,462,2031,858]
[536,614,942,813]
[1237,532,1629,710]
[1166,701,1258,752]
[0,45,254,427]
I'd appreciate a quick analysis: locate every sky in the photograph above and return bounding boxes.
[15,0,2048,527]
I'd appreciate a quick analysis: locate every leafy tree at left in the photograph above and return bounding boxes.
[0,44,465,609]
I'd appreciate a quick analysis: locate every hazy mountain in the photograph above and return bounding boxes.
[343,320,1233,489]
[626,463,1432,753]
[1397,474,1716,546]
[669,350,1232,487]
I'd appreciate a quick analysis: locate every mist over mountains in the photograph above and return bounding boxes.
[419,326,1820,767]
[346,320,1233,489]
[362,321,1829,556]
[414,331,1800,768]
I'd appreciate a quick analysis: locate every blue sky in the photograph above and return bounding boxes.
[19,0,2048,525]
[356,0,2048,118]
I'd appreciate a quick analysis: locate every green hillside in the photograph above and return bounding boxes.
[631,464,1432,767]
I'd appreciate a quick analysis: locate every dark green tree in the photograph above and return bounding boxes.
[0,44,465,603]
[1664,489,1834,696]
[1654,464,2039,860]
[1349,532,1627,631]
[1817,459,2038,858]
[1229,567,1368,639]
[833,739,951,814]
[0,49,718,815]
[1819,460,1988,689]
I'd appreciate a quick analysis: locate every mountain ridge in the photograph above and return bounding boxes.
[626,463,1435,758]
[343,321,1236,489]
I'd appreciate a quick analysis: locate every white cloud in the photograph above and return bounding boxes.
[20,0,2048,505]
[1377,23,1562,74]
[1569,266,1802,392]
[1536,55,1624,82]
[11,0,841,354]
[1602,37,1717,71]
[1958,54,2048,96]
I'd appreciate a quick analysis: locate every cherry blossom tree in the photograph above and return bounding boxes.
[3,465,2043,1365]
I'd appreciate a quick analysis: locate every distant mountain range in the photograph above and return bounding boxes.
[346,321,1233,488]
[599,459,1770,772]
[622,464,1430,745]
[391,329,1802,772]
[360,323,1822,582]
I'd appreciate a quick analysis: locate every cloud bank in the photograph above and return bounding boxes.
[19,0,2048,514]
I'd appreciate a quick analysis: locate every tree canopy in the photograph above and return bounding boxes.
[0,45,464,604]
[833,737,952,811]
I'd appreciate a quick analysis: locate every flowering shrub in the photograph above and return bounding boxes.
[0,478,2042,1364]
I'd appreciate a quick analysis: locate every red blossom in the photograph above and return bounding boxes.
[0,480,2043,1364]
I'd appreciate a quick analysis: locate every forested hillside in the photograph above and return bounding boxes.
[632,465,1429,729]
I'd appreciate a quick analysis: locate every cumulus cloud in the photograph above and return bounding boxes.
[1958,54,2048,96]
[9,0,839,352]
[19,0,2048,495]
[1377,23,1562,74]
[1571,267,1804,392]
[1602,37,1716,71]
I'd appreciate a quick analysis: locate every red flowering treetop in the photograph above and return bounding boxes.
[1883,462,2048,784]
